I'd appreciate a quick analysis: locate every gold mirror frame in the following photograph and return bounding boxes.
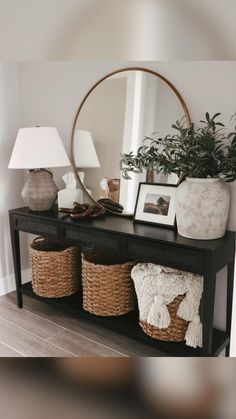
[70,67,191,215]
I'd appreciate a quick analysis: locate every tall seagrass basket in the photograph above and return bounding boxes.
[82,250,136,316]
[132,264,203,346]
[30,237,80,298]
[140,295,189,342]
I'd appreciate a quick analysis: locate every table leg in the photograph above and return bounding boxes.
[225,261,235,357]
[201,253,216,356]
[9,214,22,308]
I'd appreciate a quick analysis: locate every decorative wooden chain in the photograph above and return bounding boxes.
[58,199,123,219]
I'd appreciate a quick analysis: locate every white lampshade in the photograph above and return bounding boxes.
[74,130,100,168]
[8,127,70,169]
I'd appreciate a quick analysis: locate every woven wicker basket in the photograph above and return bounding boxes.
[30,237,80,298]
[82,250,135,316]
[140,294,189,342]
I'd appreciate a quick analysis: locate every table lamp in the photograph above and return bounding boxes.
[74,130,100,193]
[8,127,70,211]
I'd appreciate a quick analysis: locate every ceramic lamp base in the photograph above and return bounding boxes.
[21,169,58,211]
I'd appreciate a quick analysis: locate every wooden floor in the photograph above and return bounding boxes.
[0,291,163,357]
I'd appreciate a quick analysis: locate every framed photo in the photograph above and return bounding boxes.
[134,182,177,228]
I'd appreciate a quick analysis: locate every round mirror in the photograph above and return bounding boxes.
[71,67,190,215]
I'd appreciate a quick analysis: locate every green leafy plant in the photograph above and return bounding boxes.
[120,113,236,182]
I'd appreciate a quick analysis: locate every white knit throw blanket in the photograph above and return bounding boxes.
[131,263,203,348]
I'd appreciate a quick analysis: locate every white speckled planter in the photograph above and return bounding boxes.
[176,178,230,240]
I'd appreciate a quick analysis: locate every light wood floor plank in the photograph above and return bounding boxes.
[0,292,59,317]
[0,341,23,357]
[0,300,62,340]
[0,292,163,357]
[0,317,74,357]
[48,311,163,357]
[47,329,125,357]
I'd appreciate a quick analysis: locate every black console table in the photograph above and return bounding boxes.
[9,206,235,357]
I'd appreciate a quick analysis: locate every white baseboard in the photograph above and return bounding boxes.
[0,268,31,297]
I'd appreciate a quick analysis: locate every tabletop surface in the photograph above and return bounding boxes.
[10,206,235,253]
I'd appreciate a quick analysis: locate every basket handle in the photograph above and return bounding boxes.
[32,237,46,245]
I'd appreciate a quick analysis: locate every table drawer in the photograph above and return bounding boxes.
[125,239,204,274]
[63,226,120,253]
[14,216,59,237]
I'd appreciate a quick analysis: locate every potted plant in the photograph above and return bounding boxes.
[120,113,236,239]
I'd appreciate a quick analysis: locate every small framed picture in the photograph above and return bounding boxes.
[134,183,177,228]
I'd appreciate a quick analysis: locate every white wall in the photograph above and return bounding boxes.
[1,0,236,60]
[0,63,29,296]
[15,61,236,355]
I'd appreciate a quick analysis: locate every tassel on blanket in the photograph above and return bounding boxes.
[177,293,196,321]
[147,295,171,329]
[185,314,202,348]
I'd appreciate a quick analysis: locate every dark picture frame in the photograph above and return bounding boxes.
[134,182,177,228]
